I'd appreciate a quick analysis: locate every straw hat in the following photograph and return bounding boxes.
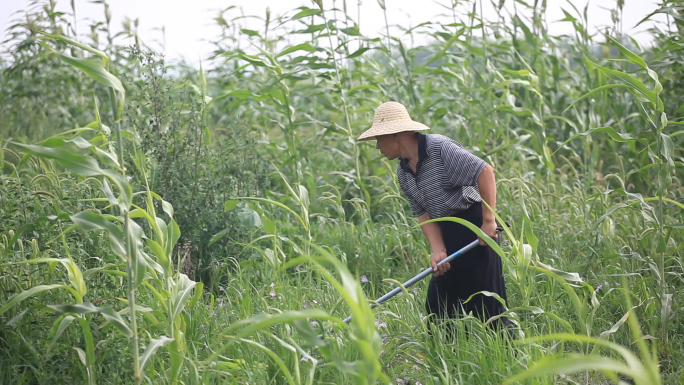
[357,101,430,141]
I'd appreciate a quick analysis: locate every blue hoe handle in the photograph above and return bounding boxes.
[342,239,480,324]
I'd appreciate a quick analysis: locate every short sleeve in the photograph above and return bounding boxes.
[397,172,427,218]
[440,140,487,187]
[405,191,426,217]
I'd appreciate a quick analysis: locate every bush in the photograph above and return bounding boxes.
[122,49,269,286]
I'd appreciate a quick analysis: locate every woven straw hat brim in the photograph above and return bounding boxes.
[357,120,429,141]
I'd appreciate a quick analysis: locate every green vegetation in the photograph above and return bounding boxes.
[1,0,682,384]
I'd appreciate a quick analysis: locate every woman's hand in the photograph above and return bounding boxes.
[431,249,450,277]
[479,219,498,245]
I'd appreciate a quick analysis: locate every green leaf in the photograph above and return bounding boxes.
[237,337,296,385]
[293,319,326,347]
[231,197,306,230]
[227,309,336,338]
[100,307,132,336]
[276,42,318,58]
[240,28,260,37]
[660,133,674,167]
[657,166,672,196]
[48,303,101,314]
[586,59,655,104]
[227,89,261,100]
[161,200,174,218]
[421,29,465,68]
[598,308,633,342]
[170,274,197,321]
[605,34,647,69]
[166,219,181,259]
[524,218,539,251]
[563,84,632,113]
[73,347,87,366]
[128,220,147,288]
[61,258,87,299]
[661,293,673,332]
[206,89,265,112]
[239,54,273,68]
[70,211,126,258]
[348,84,380,95]
[262,217,276,235]
[140,336,174,372]
[298,185,310,210]
[534,261,583,282]
[484,105,542,126]
[42,45,124,113]
[39,33,109,66]
[10,141,130,207]
[339,26,360,36]
[347,47,371,59]
[102,179,118,205]
[1,285,69,316]
[294,23,327,34]
[291,8,321,20]
[224,200,239,212]
[47,315,76,355]
[12,142,104,177]
[595,203,630,228]
[5,258,86,299]
[208,228,229,246]
[420,217,506,259]
[53,52,124,95]
[76,317,96,382]
[504,354,633,384]
[188,281,204,309]
[146,239,170,275]
[553,127,641,155]
[237,207,262,229]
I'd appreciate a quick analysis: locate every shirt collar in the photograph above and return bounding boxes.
[400,133,428,175]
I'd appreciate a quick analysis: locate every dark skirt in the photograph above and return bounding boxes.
[425,203,509,323]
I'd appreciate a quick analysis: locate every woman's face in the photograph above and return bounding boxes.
[376,134,399,159]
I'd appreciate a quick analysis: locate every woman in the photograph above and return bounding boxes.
[357,101,510,329]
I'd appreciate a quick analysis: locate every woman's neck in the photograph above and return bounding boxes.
[399,133,420,169]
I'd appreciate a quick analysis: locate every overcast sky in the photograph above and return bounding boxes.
[1,0,668,65]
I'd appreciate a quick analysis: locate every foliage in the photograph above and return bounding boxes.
[1,0,683,384]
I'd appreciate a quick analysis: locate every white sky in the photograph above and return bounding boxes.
[0,0,669,66]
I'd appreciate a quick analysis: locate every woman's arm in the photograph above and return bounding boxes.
[477,164,498,245]
[419,212,450,276]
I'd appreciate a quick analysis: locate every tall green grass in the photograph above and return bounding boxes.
[1,0,683,384]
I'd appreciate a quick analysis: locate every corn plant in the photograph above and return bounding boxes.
[560,34,680,347]
[4,33,201,385]
[2,0,683,384]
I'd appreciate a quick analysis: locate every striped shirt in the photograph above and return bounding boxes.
[397,133,486,218]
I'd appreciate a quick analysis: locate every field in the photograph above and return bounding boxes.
[1,0,683,384]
